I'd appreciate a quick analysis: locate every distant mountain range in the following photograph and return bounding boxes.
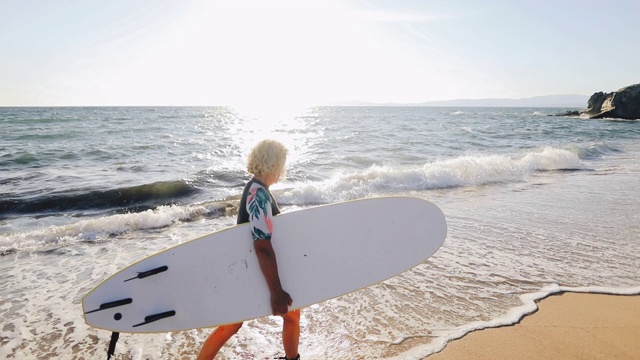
[327,94,590,108]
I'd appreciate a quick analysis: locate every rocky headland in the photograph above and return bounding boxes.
[582,83,640,119]
[553,83,640,120]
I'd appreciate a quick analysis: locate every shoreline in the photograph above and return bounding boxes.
[424,292,640,359]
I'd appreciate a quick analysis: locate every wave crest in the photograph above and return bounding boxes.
[0,180,198,219]
[277,147,585,205]
[0,202,230,254]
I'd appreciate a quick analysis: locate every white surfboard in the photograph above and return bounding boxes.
[82,197,447,333]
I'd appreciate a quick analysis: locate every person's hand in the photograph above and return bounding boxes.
[271,289,293,316]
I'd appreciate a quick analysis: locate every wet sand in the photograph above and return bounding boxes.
[426,292,640,360]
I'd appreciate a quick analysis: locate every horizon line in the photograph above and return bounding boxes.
[0,94,592,109]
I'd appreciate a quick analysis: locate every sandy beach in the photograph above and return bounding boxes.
[425,292,640,360]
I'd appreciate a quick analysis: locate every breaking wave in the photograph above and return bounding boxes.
[277,147,586,205]
[0,180,199,219]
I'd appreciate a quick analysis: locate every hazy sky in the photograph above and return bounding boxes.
[1,0,638,106]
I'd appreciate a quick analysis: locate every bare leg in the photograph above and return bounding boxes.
[282,309,301,359]
[197,322,243,360]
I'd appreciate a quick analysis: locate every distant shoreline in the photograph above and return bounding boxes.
[0,94,590,108]
[0,104,586,109]
[326,94,589,108]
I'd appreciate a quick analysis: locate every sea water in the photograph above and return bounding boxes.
[1,106,639,359]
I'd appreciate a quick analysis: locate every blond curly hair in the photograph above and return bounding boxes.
[247,140,288,179]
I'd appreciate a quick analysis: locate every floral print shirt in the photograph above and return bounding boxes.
[237,178,280,240]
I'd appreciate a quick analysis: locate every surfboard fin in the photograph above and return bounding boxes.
[124,265,169,282]
[132,310,176,327]
[84,298,133,314]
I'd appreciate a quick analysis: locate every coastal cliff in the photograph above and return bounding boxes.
[580,83,640,120]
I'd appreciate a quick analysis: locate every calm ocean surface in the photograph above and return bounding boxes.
[1,106,639,359]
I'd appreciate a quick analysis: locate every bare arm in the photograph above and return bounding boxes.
[254,239,292,315]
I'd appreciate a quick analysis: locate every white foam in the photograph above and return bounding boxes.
[0,204,214,253]
[519,147,584,170]
[278,147,585,205]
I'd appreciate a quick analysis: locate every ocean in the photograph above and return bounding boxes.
[1,106,639,359]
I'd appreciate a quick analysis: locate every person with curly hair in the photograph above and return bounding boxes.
[198,139,300,360]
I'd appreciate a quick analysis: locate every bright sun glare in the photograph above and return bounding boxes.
[150,1,354,107]
[104,1,439,108]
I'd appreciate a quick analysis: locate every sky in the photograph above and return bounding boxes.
[1,0,639,107]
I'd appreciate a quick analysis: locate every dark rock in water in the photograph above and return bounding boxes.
[549,110,580,117]
[580,83,640,120]
[1,248,17,256]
